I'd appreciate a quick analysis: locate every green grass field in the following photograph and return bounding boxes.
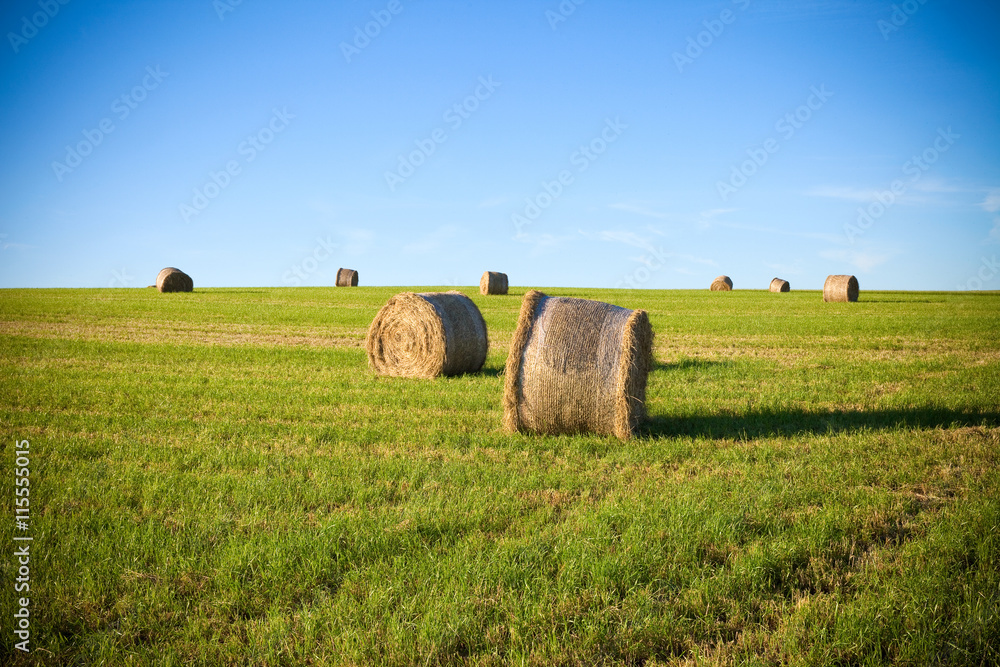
[2,286,998,666]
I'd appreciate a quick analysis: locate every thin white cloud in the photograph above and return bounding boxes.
[608,202,669,220]
[808,179,985,208]
[716,220,844,245]
[581,229,653,250]
[981,188,1000,213]
[764,259,805,276]
[989,219,1000,244]
[910,179,970,194]
[579,229,715,268]
[0,233,31,251]
[667,252,717,267]
[512,231,579,255]
[699,208,738,219]
[805,186,881,202]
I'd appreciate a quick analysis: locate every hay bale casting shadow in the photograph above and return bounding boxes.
[336,268,359,287]
[503,290,654,440]
[480,271,508,295]
[710,275,733,291]
[156,268,193,293]
[366,291,488,378]
[769,278,790,292]
[824,274,859,302]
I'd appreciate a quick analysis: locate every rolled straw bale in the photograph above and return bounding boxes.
[710,275,733,291]
[366,291,488,378]
[823,274,859,302]
[336,268,359,287]
[503,290,654,440]
[480,271,508,295]
[156,267,193,293]
[769,278,790,293]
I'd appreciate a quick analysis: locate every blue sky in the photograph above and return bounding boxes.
[1,0,998,290]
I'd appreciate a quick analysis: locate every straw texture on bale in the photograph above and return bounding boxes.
[336,268,359,287]
[769,278,790,293]
[503,290,654,440]
[710,275,733,291]
[156,267,193,293]
[366,291,488,378]
[823,274,859,302]
[480,271,508,295]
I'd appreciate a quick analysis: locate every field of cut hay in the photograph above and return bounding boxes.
[1,287,998,666]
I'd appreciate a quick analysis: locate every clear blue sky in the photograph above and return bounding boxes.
[2,0,998,290]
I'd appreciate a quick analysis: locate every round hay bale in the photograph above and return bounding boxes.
[366,291,488,378]
[336,268,359,287]
[710,275,733,291]
[480,271,508,295]
[823,274,859,302]
[503,290,654,440]
[769,278,790,293]
[156,267,193,293]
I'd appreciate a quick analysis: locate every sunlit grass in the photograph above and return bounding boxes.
[1,287,998,665]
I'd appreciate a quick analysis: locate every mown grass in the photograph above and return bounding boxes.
[1,286,998,666]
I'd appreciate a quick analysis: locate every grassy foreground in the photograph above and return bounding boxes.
[1,286,998,666]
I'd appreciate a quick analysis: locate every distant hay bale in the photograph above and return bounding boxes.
[480,271,508,295]
[769,278,790,293]
[503,290,654,440]
[336,268,359,287]
[156,267,193,293]
[823,274,859,302]
[366,291,488,378]
[710,275,733,291]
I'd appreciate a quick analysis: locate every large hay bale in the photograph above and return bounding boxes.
[823,274,859,302]
[480,271,508,295]
[336,268,359,287]
[156,267,193,293]
[769,278,790,293]
[366,291,488,378]
[710,275,733,291]
[503,290,654,440]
